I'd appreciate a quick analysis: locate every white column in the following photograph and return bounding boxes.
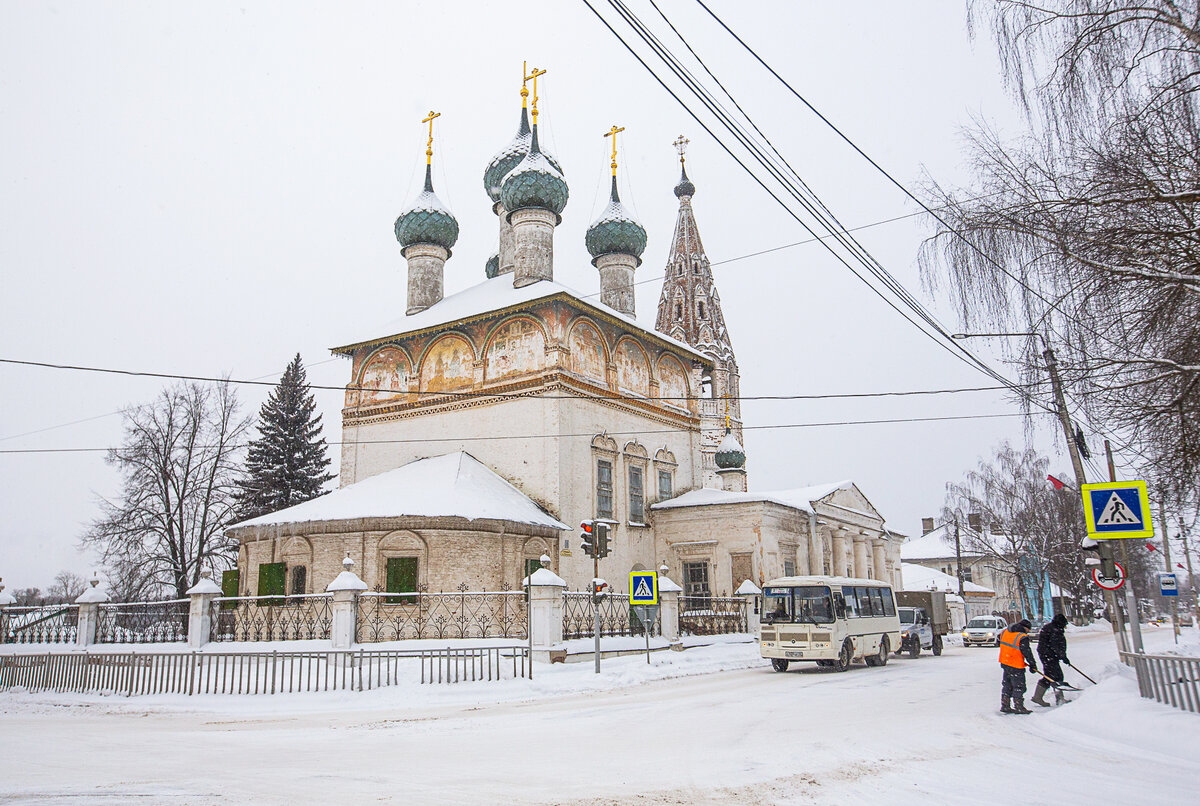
[832,531,849,577]
[853,535,870,579]
[872,540,888,582]
[75,579,109,647]
[185,577,223,649]
[525,567,567,663]
[326,556,367,650]
[658,572,683,649]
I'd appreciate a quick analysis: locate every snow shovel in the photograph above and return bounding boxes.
[1065,662,1097,686]
[1035,670,1081,691]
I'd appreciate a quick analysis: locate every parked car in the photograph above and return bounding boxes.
[1180,614,1194,627]
[895,591,949,657]
[962,616,1008,647]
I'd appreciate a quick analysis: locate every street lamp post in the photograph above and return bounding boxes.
[952,331,1131,650]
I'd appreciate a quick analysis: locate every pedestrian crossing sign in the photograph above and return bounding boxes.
[1081,480,1154,540]
[629,571,659,605]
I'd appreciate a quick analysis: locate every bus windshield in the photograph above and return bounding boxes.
[762,586,834,624]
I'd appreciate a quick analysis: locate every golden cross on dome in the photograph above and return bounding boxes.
[523,62,547,121]
[422,110,440,165]
[604,125,625,176]
[673,134,690,164]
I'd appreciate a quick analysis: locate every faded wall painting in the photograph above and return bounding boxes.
[356,347,411,405]
[615,339,650,397]
[486,318,545,381]
[419,335,475,394]
[569,321,607,384]
[657,355,690,409]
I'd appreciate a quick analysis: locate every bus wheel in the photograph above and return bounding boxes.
[932,634,943,656]
[875,635,890,666]
[771,658,789,673]
[832,639,853,672]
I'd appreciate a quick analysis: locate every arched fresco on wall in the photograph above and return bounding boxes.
[419,335,475,394]
[614,339,650,397]
[656,354,690,409]
[357,346,411,405]
[485,318,545,381]
[569,320,607,384]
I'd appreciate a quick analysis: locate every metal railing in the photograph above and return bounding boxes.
[562,592,660,639]
[0,646,531,696]
[0,605,79,644]
[356,589,528,642]
[96,599,189,644]
[1121,651,1200,714]
[679,595,748,636]
[209,594,333,642]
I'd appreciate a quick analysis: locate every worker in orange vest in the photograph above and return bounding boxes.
[997,619,1038,715]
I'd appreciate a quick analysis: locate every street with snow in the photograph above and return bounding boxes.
[1,625,1196,805]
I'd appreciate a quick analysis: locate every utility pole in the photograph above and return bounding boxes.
[954,516,965,597]
[1043,343,1126,647]
[1106,440,1144,654]
[1160,513,1180,644]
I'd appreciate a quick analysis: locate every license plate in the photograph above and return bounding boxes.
[785,650,803,658]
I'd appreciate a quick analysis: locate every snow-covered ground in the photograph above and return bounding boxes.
[1,624,1197,805]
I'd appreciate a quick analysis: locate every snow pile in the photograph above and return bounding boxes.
[652,480,855,513]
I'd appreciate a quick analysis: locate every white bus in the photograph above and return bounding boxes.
[759,576,902,672]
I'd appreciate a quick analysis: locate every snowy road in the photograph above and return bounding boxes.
[1,627,1198,805]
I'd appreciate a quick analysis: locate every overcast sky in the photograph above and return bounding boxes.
[1,2,1085,590]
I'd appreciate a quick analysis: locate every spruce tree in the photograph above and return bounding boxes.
[237,354,334,520]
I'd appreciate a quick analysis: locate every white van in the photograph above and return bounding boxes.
[759,576,903,672]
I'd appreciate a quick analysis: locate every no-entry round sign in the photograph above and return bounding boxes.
[1092,562,1126,591]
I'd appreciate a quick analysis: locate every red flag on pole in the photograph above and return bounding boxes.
[1047,474,1066,490]
[1146,543,1157,551]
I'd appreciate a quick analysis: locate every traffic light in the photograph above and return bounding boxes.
[595,522,611,559]
[579,520,597,558]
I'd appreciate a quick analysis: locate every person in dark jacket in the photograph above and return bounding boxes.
[997,619,1038,714]
[1033,613,1070,706]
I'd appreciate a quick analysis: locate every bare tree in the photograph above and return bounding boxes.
[922,2,1200,504]
[945,443,1084,618]
[12,588,43,607]
[83,381,252,600]
[45,571,87,604]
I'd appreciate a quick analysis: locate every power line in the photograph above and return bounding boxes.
[0,357,1041,403]
[0,411,1031,455]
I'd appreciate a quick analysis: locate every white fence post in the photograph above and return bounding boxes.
[658,573,683,650]
[735,579,762,636]
[186,577,223,649]
[524,567,566,663]
[75,578,109,647]
[327,556,367,650]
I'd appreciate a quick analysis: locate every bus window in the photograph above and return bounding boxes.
[795,586,834,624]
[763,588,794,623]
[880,588,896,616]
[853,587,871,616]
[870,588,885,616]
[843,588,859,618]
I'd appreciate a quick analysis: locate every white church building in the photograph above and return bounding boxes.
[227,75,902,601]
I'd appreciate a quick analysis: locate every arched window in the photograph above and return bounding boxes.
[698,301,706,319]
[675,303,683,319]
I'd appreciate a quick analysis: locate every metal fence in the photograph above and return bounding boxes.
[0,605,79,645]
[562,592,661,639]
[1121,651,1200,714]
[209,594,333,642]
[0,646,532,696]
[679,595,748,636]
[356,590,528,642]
[96,600,190,644]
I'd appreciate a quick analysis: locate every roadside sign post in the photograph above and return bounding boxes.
[1159,573,1178,597]
[630,571,659,665]
[1088,444,1150,654]
[1092,562,1126,591]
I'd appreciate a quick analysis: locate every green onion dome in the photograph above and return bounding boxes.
[500,124,568,219]
[714,429,746,469]
[395,165,460,254]
[485,253,500,278]
[585,175,647,265]
[485,107,561,203]
[674,163,696,199]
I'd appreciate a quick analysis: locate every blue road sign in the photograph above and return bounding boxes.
[1081,480,1154,540]
[1159,573,1179,597]
[629,571,659,605]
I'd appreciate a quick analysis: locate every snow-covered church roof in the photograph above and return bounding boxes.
[231,452,569,531]
[651,480,857,515]
[332,275,706,361]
